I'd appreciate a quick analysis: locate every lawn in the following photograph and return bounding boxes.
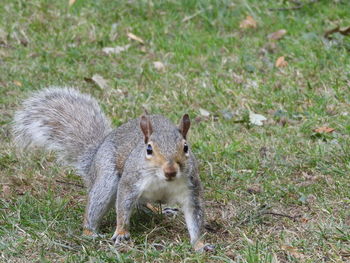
[1,0,350,262]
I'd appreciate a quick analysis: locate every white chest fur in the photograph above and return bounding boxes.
[137,172,190,206]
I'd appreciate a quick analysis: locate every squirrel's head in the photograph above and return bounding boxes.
[140,114,191,181]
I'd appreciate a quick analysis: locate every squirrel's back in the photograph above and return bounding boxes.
[13,87,112,166]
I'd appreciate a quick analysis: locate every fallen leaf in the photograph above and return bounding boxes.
[153,61,165,71]
[91,74,109,90]
[199,108,210,117]
[268,29,287,41]
[68,0,76,6]
[102,44,130,55]
[239,16,257,29]
[127,32,144,44]
[300,217,309,223]
[313,127,335,133]
[13,80,22,87]
[275,56,288,67]
[324,25,350,39]
[281,245,304,259]
[340,26,350,35]
[249,112,267,126]
[324,26,340,39]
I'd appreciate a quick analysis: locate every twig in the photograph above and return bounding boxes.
[262,211,301,221]
[182,6,212,23]
[233,209,300,227]
[269,0,318,11]
[55,179,84,188]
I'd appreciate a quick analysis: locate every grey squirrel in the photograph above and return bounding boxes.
[12,87,212,251]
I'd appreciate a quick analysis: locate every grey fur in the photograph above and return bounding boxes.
[12,87,206,250]
[13,87,112,185]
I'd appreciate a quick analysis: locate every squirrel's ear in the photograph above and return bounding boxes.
[140,115,153,143]
[179,114,191,139]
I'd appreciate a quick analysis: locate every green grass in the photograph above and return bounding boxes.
[1,0,350,262]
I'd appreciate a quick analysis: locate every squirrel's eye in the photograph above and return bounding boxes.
[146,144,153,155]
[184,143,189,154]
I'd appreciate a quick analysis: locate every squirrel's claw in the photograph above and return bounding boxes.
[202,244,215,252]
[83,229,101,238]
[162,207,179,217]
[194,241,215,253]
[111,231,130,244]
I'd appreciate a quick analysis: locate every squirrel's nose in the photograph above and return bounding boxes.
[164,171,177,180]
[163,165,177,180]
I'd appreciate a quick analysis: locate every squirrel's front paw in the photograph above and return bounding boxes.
[162,207,179,217]
[83,228,100,238]
[111,230,130,244]
[194,241,215,253]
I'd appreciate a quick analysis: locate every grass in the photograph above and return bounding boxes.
[1,0,350,262]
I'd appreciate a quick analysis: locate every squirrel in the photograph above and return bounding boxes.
[12,87,212,252]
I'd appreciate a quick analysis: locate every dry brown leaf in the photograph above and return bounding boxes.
[313,126,335,133]
[300,217,309,223]
[325,25,350,39]
[127,32,144,44]
[275,56,288,67]
[91,74,109,90]
[68,0,76,6]
[281,245,304,259]
[13,80,22,87]
[239,16,257,29]
[341,26,350,35]
[324,26,340,39]
[268,29,287,41]
[153,61,165,71]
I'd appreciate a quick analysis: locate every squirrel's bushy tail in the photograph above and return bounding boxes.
[13,87,112,167]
